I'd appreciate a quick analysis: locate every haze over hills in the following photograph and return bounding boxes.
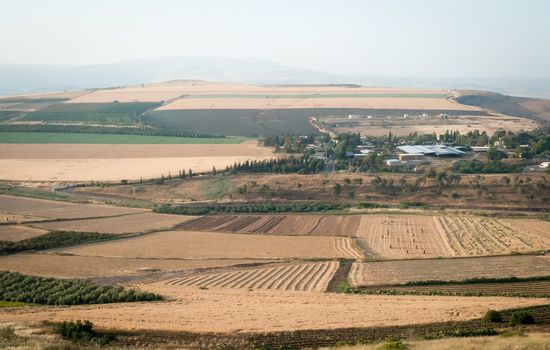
[1,56,549,99]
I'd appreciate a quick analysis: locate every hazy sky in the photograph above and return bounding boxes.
[2,0,550,78]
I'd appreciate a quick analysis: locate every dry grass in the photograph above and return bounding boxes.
[0,289,546,333]
[332,333,550,350]
[33,212,194,234]
[0,225,48,242]
[54,230,362,260]
[142,261,339,292]
[349,255,550,287]
[0,194,144,219]
[0,141,274,181]
[0,252,273,278]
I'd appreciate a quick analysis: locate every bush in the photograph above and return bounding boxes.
[56,320,95,343]
[377,338,408,350]
[510,311,535,326]
[483,310,502,322]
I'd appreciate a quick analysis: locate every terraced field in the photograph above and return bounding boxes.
[438,216,550,256]
[349,254,550,287]
[143,261,339,292]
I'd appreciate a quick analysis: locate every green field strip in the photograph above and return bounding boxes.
[0,132,245,144]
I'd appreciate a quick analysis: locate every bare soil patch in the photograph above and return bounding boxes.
[0,194,144,219]
[34,212,194,234]
[0,225,48,242]
[349,255,550,287]
[55,230,362,260]
[0,252,271,279]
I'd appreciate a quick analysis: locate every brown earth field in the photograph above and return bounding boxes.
[32,212,195,234]
[321,114,538,137]
[176,214,550,259]
[71,173,549,211]
[0,289,546,333]
[0,194,145,219]
[52,230,363,260]
[0,224,48,242]
[348,254,550,287]
[0,253,275,279]
[0,141,274,181]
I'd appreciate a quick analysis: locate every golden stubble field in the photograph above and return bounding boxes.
[1,288,547,333]
[0,141,274,181]
[66,82,468,111]
[54,230,363,260]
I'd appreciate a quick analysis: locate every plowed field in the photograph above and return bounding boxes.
[177,214,361,236]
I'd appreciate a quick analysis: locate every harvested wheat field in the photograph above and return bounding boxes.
[55,231,362,260]
[1,288,546,333]
[356,215,453,259]
[438,216,550,256]
[0,142,273,181]
[34,212,194,234]
[178,214,361,236]
[349,254,550,287]
[0,213,45,223]
[143,261,339,292]
[0,194,144,219]
[0,225,48,242]
[0,252,274,279]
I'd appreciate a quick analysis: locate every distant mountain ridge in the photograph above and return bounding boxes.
[1,56,549,98]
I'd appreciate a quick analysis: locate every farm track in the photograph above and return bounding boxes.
[141,261,339,292]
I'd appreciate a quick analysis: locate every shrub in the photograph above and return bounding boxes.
[377,338,408,350]
[56,320,95,343]
[510,311,535,326]
[483,310,502,322]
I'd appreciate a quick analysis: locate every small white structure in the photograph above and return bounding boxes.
[348,114,361,119]
[540,162,550,169]
[471,146,491,152]
[398,153,426,161]
[386,159,401,166]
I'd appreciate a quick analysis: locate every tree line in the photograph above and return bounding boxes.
[0,271,161,305]
[0,124,224,138]
[154,202,349,215]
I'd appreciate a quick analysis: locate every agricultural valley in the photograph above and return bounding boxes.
[0,80,549,349]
